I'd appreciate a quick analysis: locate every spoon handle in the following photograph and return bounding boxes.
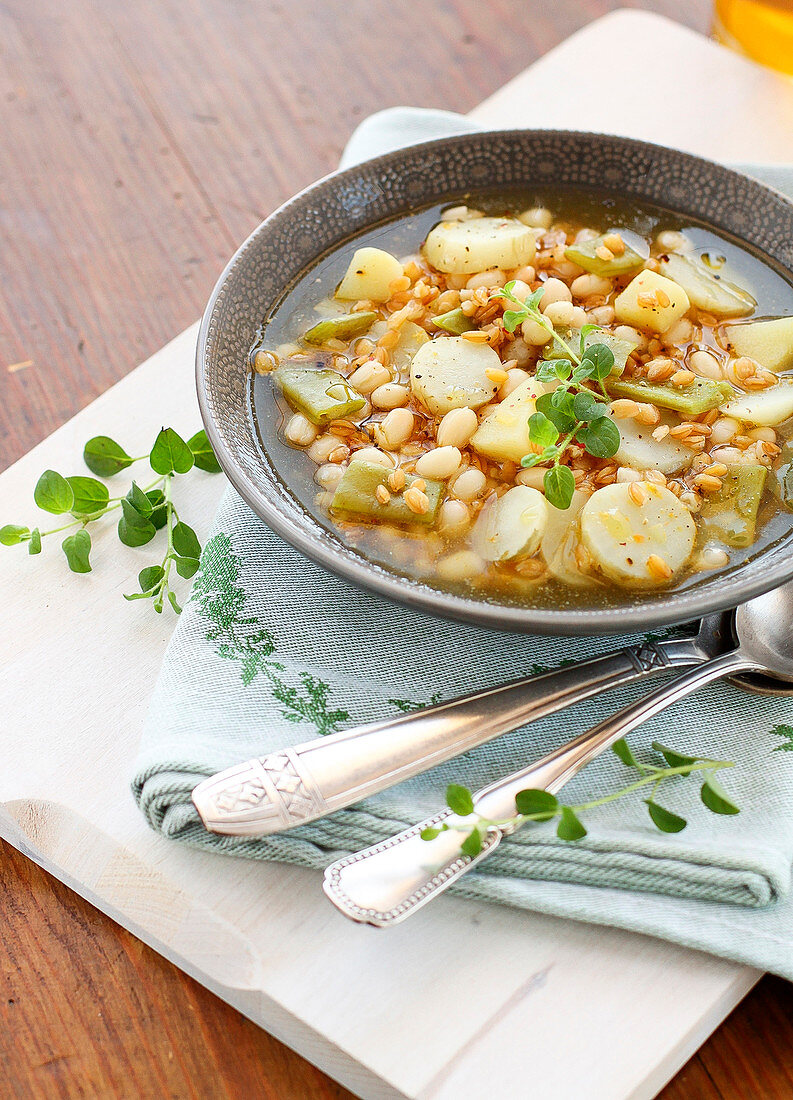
[323,648,752,926]
[192,635,704,837]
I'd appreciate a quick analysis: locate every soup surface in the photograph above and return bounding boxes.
[250,191,793,609]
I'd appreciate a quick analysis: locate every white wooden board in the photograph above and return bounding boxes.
[2,12,791,1099]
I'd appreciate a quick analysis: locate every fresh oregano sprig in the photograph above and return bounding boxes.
[492,281,621,509]
[422,737,739,857]
[0,427,221,615]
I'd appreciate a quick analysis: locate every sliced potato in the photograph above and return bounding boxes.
[471,377,546,464]
[614,270,690,334]
[410,336,500,415]
[723,316,793,373]
[541,491,597,587]
[368,320,429,375]
[658,253,755,318]
[580,482,696,587]
[472,486,548,562]
[335,247,404,303]
[611,411,694,475]
[423,216,535,275]
[721,380,793,426]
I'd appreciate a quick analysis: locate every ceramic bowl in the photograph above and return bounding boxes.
[197,130,793,635]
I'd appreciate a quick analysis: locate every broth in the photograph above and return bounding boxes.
[249,189,793,611]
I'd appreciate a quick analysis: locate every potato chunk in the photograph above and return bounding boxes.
[472,486,548,562]
[723,317,793,373]
[612,411,694,475]
[614,270,690,334]
[410,336,500,415]
[423,216,536,274]
[471,377,546,464]
[335,247,404,303]
[580,482,695,587]
[721,380,793,427]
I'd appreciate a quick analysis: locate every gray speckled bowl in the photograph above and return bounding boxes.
[197,130,793,636]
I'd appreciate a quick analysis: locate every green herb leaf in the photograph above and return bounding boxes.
[0,524,30,546]
[652,741,698,769]
[514,788,559,820]
[612,738,639,767]
[581,342,615,379]
[520,447,557,470]
[172,522,201,559]
[149,428,194,476]
[62,528,92,573]
[528,412,560,450]
[572,391,602,423]
[571,361,596,384]
[118,500,157,547]
[461,828,483,857]
[174,555,200,579]
[577,416,621,458]
[543,465,575,510]
[700,776,740,816]
[446,784,475,817]
[138,565,164,593]
[557,806,587,841]
[502,309,526,333]
[146,489,168,530]
[188,429,222,473]
[28,528,42,555]
[420,826,441,841]
[126,481,153,517]
[536,360,567,383]
[67,475,110,517]
[83,436,134,477]
[578,322,602,355]
[34,470,74,515]
[645,800,687,833]
[536,391,576,434]
[167,590,182,614]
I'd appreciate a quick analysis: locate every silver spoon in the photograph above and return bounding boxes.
[193,614,733,836]
[323,579,793,927]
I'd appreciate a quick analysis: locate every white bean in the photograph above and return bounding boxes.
[747,426,777,443]
[543,300,577,328]
[655,229,692,253]
[571,273,612,299]
[699,545,730,570]
[451,467,487,501]
[436,549,486,581]
[511,265,536,284]
[415,446,462,480]
[709,416,740,446]
[614,324,648,352]
[521,318,551,346]
[315,463,345,490]
[307,434,343,463]
[518,206,553,229]
[539,277,572,309]
[438,499,470,532]
[349,447,394,468]
[615,466,642,483]
[371,382,409,410]
[516,466,548,490]
[375,408,414,450]
[437,407,478,448]
[689,349,722,380]
[466,269,507,290]
[285,413,318,447]
[664,317,694,345]
[348,360,391,394]
[588,304,616,325]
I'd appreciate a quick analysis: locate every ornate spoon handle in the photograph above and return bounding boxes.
[192,636,703,836]
[323,649,751,926]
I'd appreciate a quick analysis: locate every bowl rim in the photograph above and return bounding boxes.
[197,127,793,636]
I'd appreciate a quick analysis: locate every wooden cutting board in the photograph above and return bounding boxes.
[2,12,792,1099]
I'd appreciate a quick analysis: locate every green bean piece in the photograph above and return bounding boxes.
[606,377,735,415]
[275,366,366,426]
[431,307,476,335]
[331,461,443,526]
[772,443,793,511]
[545,329,637,375]
[303,311,379,346]
[699,465,767,548]
[658,253,755,319]
[564,233,644,277]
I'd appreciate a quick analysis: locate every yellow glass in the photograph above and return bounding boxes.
[713,0,793,74]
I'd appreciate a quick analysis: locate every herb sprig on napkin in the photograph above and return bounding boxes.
[1,427,221,614]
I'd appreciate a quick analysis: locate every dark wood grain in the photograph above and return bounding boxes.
[1,0,791,1097]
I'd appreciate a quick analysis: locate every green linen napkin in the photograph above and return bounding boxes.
[133,109,793,980]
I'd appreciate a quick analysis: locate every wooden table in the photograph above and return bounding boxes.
[1,1,791,1096]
